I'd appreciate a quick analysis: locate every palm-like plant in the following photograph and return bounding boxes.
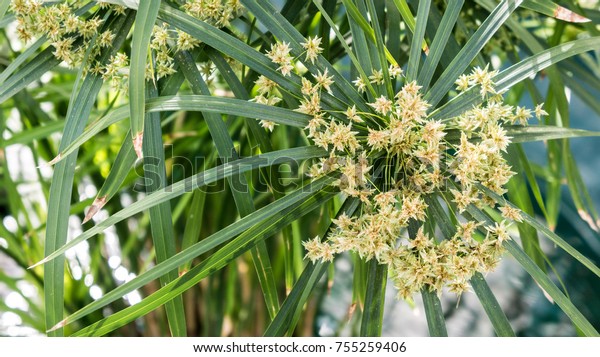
[0,0,599,336]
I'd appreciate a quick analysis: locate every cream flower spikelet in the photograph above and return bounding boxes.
[252,41,547,301]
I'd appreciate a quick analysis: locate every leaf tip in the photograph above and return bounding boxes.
[46,153,63,166]
[28,257,49,269]
[346,303,357,322]
[133,132,144,159]
[83,196,108,224]
[536,282,555,304]
[554,6,591,23]
[47,319,67,333]
[578,209,599,232]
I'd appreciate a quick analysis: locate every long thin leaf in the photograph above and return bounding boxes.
[142,82,187,336]
[129,0,160,158]
[49,175,335,332]
[504,240,599,336]
[176,50,280,320]
[506,145,547,271]
[470,272,515,337]
[421,289,448,337]
[83,134,136,223]
[264,262,327,336]
[1,120,65,148]
[49,95,312,166]
[406,0,430,82]
[0,0,10,20]
[264,197,361,336]
[479,185,600,278]
[69,182,337,336]
[426,0,524,107]
[32,146,328,267]
[522,0,590,23]
[359,259,388,336]
[417,0,464,91]
[207,49,298,293]
[43,11,135,336]
[430,34,598,120]
[179,189,207,274]
[466,205,600,336]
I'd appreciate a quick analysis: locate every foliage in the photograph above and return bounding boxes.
[0,0,600,336]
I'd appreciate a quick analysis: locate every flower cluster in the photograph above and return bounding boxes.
[182,0,244,28]
[10,1,244,90]
[260,39,547,301]
[11,0,119,69]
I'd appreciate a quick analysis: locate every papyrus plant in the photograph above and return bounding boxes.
[0,0,599,336]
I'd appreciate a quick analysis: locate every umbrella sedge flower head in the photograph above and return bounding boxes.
[535,103,549,119]
[266,41,294,76]
[11,0,238,85]
[301,36,323,64]
[252,43,537,301]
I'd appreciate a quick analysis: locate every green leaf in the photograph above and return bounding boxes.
[68,181,336,336]
[515,144,549,219]
[365,0,395,98]
[0,47,59,105]
[426,0,524,107]
[150,95,311,128]
[179,189,207,274]
[470,273,515,337]
[33,146,328,268]
[207,48,298,293]
[421,289,448,337]
[406,0,430,83]
[417,0,464,91]
[141,82,187,336]
[264,197,360,336]
[504,240,599,336]
[264,262,327,336]
[391,0,416,32]
[0,38,46,87]
[1,120,65,148]
[0,0,10,20]
[564,143,600,232]
[360,259,388,336]
[319,0,377,101]
[445,125,600,145]
[50,176,334,332]
[129,0,160,158]
[176,50,280,320]
[43,11,135,336]
[521,0,590,23]
[83,134,136,223]
[506,145,547,271]
[479,185,600,278]
[48,95,311,166]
